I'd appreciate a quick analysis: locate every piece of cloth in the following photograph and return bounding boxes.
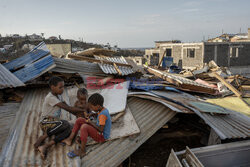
[72,118,105,143]
[97,108,112,139]
[41,92,64,119]
[40,119,72,143]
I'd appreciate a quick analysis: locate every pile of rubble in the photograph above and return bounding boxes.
[0,42,249,167]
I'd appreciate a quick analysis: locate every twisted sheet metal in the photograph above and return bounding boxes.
[94,56,134,75]
[0,92,176,167]
[0,64,25,89]
[52,58,104,75]
[198,111,250,140]
[3,42,49,71]
[129,90,250,139]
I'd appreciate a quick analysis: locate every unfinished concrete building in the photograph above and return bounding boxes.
[144,48,160,66]
[156,41,250,69]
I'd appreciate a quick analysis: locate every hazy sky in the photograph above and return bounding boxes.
[0,0,250,48]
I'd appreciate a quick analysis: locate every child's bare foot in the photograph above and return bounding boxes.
[38,145,47,160]
[61,138,72,146]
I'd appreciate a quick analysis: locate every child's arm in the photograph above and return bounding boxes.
[55,102,85,115]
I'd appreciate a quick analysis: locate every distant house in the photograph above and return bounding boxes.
[28,33,43,41]
[208,28,250,42]
[11,34,23,38]
[48,36,58,40]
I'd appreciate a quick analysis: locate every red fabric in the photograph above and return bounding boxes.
[72,118,105,143]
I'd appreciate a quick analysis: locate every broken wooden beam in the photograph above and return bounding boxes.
[212,72,242,97]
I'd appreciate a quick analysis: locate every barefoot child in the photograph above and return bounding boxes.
[34,76,88,159]
[63,93,112,158]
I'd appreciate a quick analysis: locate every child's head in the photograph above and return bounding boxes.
[88,93,104,112]
[77,88,88,104]
[48,76,64,95]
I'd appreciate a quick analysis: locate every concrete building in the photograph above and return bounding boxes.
[144,48,160,66]
[130,56,146,66]
[156,41,250,69]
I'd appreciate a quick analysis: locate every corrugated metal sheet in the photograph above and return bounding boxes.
[0,88,80,167]
[198,110,250,140]
[128,90,250,139]
[0,64,25,89]
[94,56,134,75]
[81,97,176,167]
[3,42,49,71]
[0,103,20,152]
[51,57,104,75]
[13,55,56,83]
[0,91,176,167]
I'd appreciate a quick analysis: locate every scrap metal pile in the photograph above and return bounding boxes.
[0,42,249,167]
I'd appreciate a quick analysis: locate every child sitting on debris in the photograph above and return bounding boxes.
[34,76,88,159]
[62,93,112,158]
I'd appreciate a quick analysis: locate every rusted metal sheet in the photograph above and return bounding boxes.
[0,64,25,89]
[0,103,20,152]
[0,90,176,167]
[81,97,176,167]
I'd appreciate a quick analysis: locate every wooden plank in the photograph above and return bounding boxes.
[113,63,122,75]
[68,54,132,67]
[212,72,242,97]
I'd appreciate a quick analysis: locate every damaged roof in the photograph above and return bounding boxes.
[94,56,135,75]
[0,64,25,89]
[51,57,104,75]
[0,84,176,167]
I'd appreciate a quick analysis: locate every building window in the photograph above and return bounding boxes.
[166,49,172,57]
[187,48,195,58]
[230,47,239,58]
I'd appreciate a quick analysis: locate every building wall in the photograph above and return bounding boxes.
[144,48,160,66]
[204,42,250,67]
[158,43,204,69]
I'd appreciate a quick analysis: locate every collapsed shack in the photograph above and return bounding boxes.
[0,41,249,167]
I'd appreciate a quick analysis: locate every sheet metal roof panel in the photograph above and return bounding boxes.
[0,103,20,152]
[94,56,135,76]
[51,58,104,74]
[3,42,49,71]
[0,91,176,167]
[81,97,176,167]
[0,88,80,167]
[0,64,25,89]
[13,55,55,83]
[199,111,250,139]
